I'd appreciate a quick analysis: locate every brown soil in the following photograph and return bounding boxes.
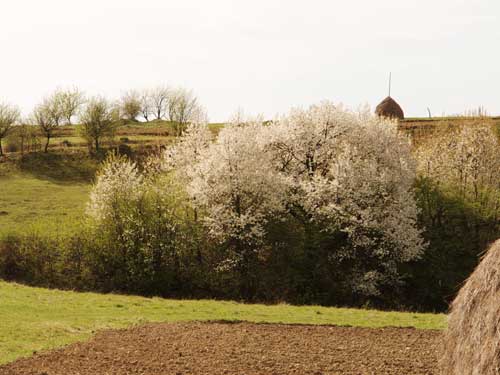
[0,322,441,375]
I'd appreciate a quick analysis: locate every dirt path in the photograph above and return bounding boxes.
[0,322,441,374]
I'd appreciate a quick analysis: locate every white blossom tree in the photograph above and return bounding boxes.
[87,154,144,222]
[167,116,285,247]
[163,102,424,296]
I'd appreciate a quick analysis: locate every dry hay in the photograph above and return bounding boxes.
[375,96,404,119]
[440,239,500,374]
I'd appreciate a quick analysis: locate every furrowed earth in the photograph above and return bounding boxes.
[0,321,440,375]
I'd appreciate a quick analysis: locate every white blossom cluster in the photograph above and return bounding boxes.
[268,103,423,262]
[87,154,144,222]
[166,102,425,269]
[416,124,500,207]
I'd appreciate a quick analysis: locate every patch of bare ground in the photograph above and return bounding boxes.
[0,322,441,375]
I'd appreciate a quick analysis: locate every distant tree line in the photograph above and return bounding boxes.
[0,86,204,155]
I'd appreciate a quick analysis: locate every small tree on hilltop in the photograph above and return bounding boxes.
[0,103,20,156]
[43,91,65,127]
[58,87,85,125]
[79,97,118,154]
[150,86,170,120]
[120,90,142,121]
[32,103,57,153]
[167,88,205,136]
[139,89,153,122]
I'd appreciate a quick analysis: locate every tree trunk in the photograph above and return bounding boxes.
[44,136,50,153]
[95,137,99,152]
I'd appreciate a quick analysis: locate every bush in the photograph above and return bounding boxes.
[60,139,72,147]
[4,142,19,153]
[117,143,133,157]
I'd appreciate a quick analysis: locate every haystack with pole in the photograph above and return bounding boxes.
[375,73,405,120]
[440,239,500,374]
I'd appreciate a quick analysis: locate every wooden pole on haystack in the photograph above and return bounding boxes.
[388,72,392,97]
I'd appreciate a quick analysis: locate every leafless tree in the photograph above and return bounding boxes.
[168,88,205,136]
[79,96,118,153]
[59,87,85,125]
[0,103,20,156]
[139,89,152,122]
[150,86,170,120]
[43,92,65,127]
[32,103,58,153]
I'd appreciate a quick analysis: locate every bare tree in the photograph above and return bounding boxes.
[43,92,65,127]
[168,88,205,136]
[120,90,142,121]
[150,86,170,120]
[79,96,118,153]
[140,89,152,122]
[0,103,20,156]
[59,87,85,125]
[32,103,57,153]
[16,122,40,154]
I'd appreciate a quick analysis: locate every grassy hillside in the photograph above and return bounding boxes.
[0,175,89,237]
[0,281,446,365]
[3,120,224,154]
[0,153,95,237]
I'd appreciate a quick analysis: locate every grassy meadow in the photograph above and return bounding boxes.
[0,152,95,237]
[0,175,89,237]
[0,281,446,365]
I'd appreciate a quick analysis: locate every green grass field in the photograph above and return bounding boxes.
[0,175,89,237]
[0,281,446,365]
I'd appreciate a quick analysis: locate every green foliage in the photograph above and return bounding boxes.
[403,177,500,310]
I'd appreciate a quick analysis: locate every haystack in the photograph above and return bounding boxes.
[375,96,404,120]
[440,239,500,374]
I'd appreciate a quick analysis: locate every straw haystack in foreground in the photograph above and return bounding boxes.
[440,239,500,375]
[375,96,404,120]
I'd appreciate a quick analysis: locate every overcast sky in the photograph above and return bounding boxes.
[1,0,499,121]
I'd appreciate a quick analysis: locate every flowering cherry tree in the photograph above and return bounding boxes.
[162,102,424,296]
[170,117,286,246]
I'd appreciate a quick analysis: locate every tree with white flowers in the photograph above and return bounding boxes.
[163,102,424,296]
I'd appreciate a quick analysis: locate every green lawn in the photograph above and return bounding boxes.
[0,281,446,365]
[0,175,90,237]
